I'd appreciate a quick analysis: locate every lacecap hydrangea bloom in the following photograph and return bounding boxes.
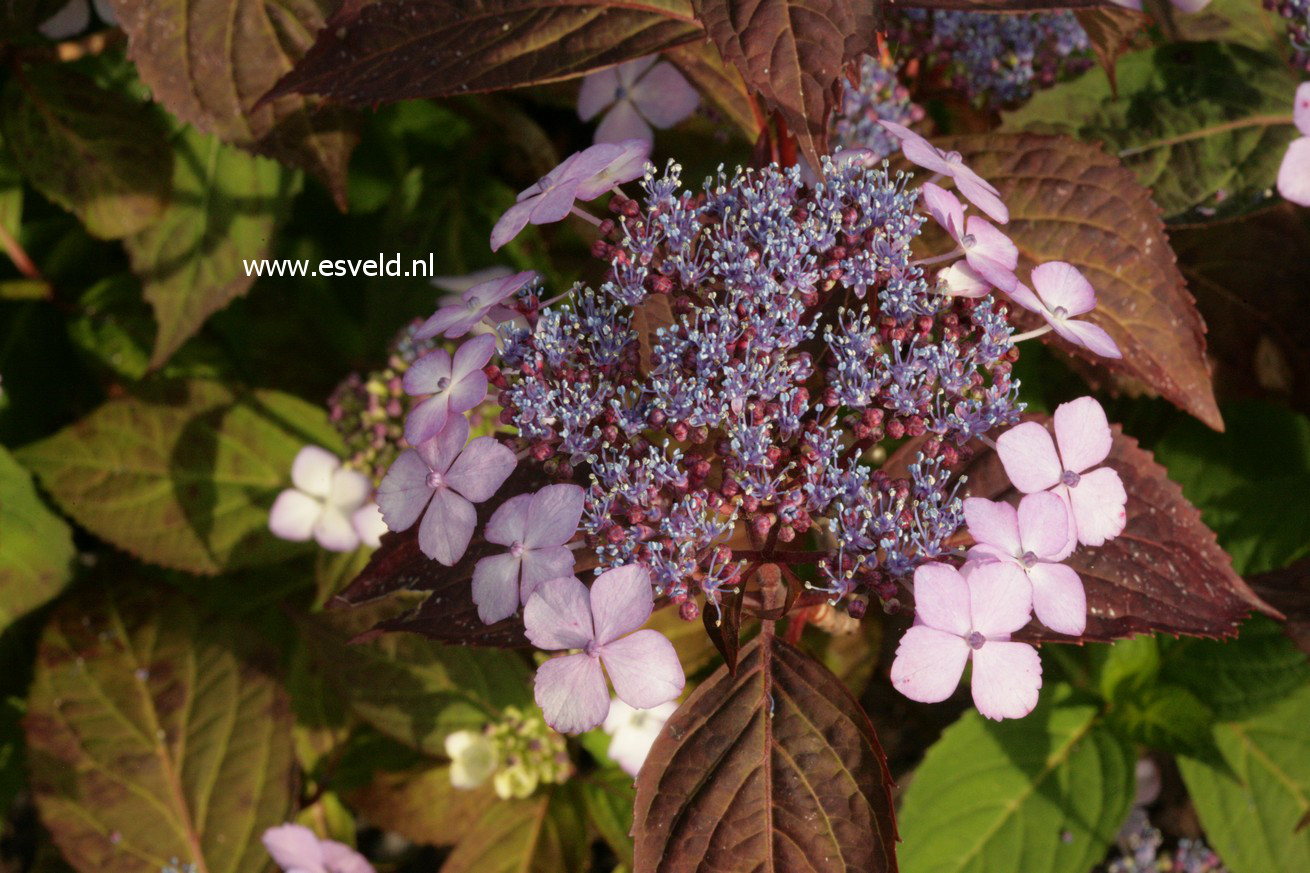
[831,56,925,162]
[375,130,1127,731]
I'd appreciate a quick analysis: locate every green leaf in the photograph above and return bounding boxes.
[581,770,636,868]
[0,444,73,634]
[302,597,533,756]
[1003,42,1299,222]
[1178,681,1310,873]
[1090,635,1160,703]
[24,584,295,873]
[897,685,1136,873]
[1109,684,1214,754]
[440,785,589,873]
[125,126,297,368]
[17,379,341,575]
[65,276,155,382]
[1,65,172,239]
[1174,0,1288,52]
[1162,616,1310,721]
[348,762,497,848]
[0,129,22,238]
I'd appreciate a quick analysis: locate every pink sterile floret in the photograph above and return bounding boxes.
[578,56,700,145]
[996,396,1128,548]
[415,269,535,340]
[879,119,1010,224]
[965,491,1087,636]
[262,823,374,873]
[1007,262,1122,359]
[472,483,586,624]
[891,561,1043,720]
[268,445,373,552]
[376,415,516,565]
[1277,82,1310,207]
[922,182,1018,293]
[402,333,497,446]
[525,565,685,734]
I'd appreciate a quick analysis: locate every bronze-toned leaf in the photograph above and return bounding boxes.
[1075,8,1150,93]
[633,628,898,872]
[702,585,744,674]
[665,39,760,141]
[947,133,1223,431]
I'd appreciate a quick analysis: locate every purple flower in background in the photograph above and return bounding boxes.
[1277,82,1310,206]
[996,396,1127,547]
[415,270,535,340]
[525,565,684,734]
[891,561,1042,720]
[269,446,372,552]
[965,492,1087,635]
[376,415,516,564]
[922,182,1019,291]
[262,824,374,873]
[578,57,700,145]
[879,119,1010,223]
[402,333,497,445]
[1008,261,1122,358]
[473,484,586,624]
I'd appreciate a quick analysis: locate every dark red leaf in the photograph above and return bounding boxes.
[691,0,877,169]
[265,0,703,107]
[634,627,898,872]
[702,586,743,674]
[1247,559,1310,658]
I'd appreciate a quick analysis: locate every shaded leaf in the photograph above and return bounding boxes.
[947,133,1221,430]
[959,419,1276,643]
[2,65,171,239]
[665,39,760,141]
[267,0,702,108]
[581,770,636,868]
[126,126,297,368]
[1003,42,1299,223]
[633,628,897,872]
[1108,684,1214,754]
[17,380,341,575]
[0,444,73,635]
[1248,560,1310,659]
[107,0,357,207]
[348,763,497,847]
[897,685,1134,873]
[1074,8,1149,93]
[1173,0,1287,52]
[692,0,876,168]
[440,785,589,873]
[24,584,294,873]
[1178,681,1310,873]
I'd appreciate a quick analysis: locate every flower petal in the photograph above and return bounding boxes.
[966,560,1033,638]
[269,489,321,542]
[590,564,654,645]
[880,120,952,175]
[1027,561,1086,636]
[489,198,537,252]
[484,493,531,546]
[921,181,965,240]
[314,508,361,552]
[320,841,374,873]
[523,575,594,650]
[618,56,659,88]
[418,487,476,565]
[996,421,1063,493]
[577,66,620,121]
[576,139,650,198]
[600,629,685,709]
[351,502,387,548]
[375,450,433,532]
[1051,317,1123,359]
[1004,280,1046,316]
[524,483,586,548]
[403,348,453,396]
[414,305,476,340]
[291,445,340,498]
[1031,261,1096,317]
[431,265,513,296]
[519,546,576,603]
[534,653,611,734]
[630,61,699,128]
[890,626,970,704]
[445,370,488,417]
[1016,491,1071,560]
[472,552,523,624]
[970,640,1042,720]
[444,436,516,502]
[911,562,972,636]
[963,497,1021,556]
[595,99,655,146]
[937,261,991,298]
[954,168,1009,224]
[328,467,371,512]
[262,824,326,873]
[1052,396,1112,473]
[1296,84,1310,137]
[451,333,497,381]
[417,412,470,474]
[1068,466,1128,547]
[403,394,450,448]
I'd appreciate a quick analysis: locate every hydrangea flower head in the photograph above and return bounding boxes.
[402,334,496,445]
[1277,81,1310,206]
[262,824,374,873]
[832,57,925,160]
[269,446,373,552]
[473,483,586,623]
[890,560,1043,720]
[524,565,684,734]
[376,415,516,564]
[578,57,699,145]
[1009,262,1122,358]
[879,119,1010,223]
[603,698,678,776]
[922,182,1019,291]
[996,396,1127,547]
[415,269,535,340]
[965,492,1087,635]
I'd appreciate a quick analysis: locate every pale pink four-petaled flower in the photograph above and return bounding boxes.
[376,415,516,565]
[525,565,685,734]
[578,57,700,145]
[402,333,497,446]
[416,269,535,340]
[997,396,1128,548]
[262,823,374,873]
[269,446,374,552]
[1009,262,1122,359]
[472,484,586,624]
[922,182,1019,293]
[1278,82,1310,207]
[890,561,1043,721]
[965,491,1087,636]
[490,140,650,252]
[879,120,1009,223]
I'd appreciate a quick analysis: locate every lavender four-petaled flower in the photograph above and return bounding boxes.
[922,182,1019,292]
[578,57,700,145]
[879,119,1010,223]
[1008,262,1122,359]
[402,333,497,446]
[415,270,535,340]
